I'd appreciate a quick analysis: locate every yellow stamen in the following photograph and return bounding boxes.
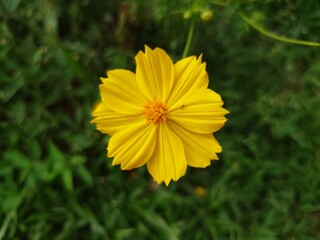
[144,97,168,124]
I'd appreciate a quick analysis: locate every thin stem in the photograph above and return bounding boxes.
[240,12,320,47]
[182,17,196,58]
[0,211,14,240]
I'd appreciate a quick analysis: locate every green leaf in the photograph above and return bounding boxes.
[1,76,24,103]
[62,169,73,191]
[43,141,66,182]
[77,166,93,186]
[2,0,21,13]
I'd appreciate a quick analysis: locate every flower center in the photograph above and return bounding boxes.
[144,98,168,124]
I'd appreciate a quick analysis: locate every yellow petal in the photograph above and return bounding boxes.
[92,103,145,136]
[167,55,208,109]
[101,69,146,114]
[168,89,229,134]
[108,122,156,170]
[147,124,187,186]
[168,120,222,168]
[135,46,174,102]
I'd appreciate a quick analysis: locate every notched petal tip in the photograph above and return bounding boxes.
[217,107,230,116]
[164,179,172,186]
[224,108,230,115]
[148,160,187,187]
[144,44,152,52]
[100,77,107,83]
[134,50,145,63]
[90,118,97,124]
[152,175,179,186]
[198,53,204,62]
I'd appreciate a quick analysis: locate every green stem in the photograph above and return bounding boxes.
[240,12,320,47]
[182,17,196,58]
[0,187,30,240]
[0,211,14,240]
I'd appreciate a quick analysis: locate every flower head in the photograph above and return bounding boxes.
[92,46,229,186]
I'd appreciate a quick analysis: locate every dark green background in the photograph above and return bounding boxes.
[1,0,319,239]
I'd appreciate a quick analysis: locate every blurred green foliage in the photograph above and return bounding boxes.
[1,0,320,239]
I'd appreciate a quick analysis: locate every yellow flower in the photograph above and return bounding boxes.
[195,186,208,197]
[92,46,229,186]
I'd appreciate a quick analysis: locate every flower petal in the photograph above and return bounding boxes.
[108,122,156,170]
[168,120,222,168]
[135,46,174,102]
[101,69,146,114]
[147,124,187,186]
[92,103,145,136]
[168,89,229,134]
[167,55,208,109]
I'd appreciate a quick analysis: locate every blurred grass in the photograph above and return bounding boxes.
[1,0,320,239]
